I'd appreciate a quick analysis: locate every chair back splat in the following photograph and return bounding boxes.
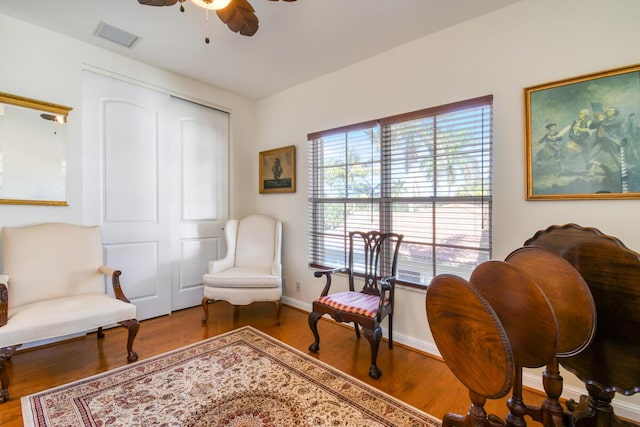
[308,230,403,379]
[355,231,401,296]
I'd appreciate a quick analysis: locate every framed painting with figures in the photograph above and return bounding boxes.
[525,64,640,200]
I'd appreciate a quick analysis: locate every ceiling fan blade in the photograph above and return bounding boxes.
[138,0,179,6]
[217,0,259,36]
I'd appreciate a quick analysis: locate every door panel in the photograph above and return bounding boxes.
[104,242,159,300]
[182,121,219,220]
[103,100,158,223]
[178,237,220,297]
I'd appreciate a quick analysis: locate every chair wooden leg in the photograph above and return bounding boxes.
[201,297,212,323]
[388,314,393,349]
[308,311,322,352]
[119,318,139,363]
[97,326,105,339]
[363,326,383,379]
[274,300,282,326]
[0,345,20,403]
[354,322,361,339]
[0,360,7,404]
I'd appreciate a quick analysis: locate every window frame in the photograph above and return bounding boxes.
[308,95,493,288]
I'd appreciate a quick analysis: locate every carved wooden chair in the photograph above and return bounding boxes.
[308,231,403,379]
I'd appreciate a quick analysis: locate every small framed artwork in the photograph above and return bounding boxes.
[259,145,296,194]
[525,63,640,200]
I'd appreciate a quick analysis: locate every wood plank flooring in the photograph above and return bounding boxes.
[1,303,547,426]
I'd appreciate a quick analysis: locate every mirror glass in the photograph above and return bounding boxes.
[0,92,72,206]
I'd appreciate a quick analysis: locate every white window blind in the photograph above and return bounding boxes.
[308,96,492,286]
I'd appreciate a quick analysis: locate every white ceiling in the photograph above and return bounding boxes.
[0,0,521,100]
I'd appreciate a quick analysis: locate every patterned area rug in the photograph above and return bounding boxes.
[22,326,441,426]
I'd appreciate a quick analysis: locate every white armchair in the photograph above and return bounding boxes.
[0,223,139,403]
[202,214,283,326]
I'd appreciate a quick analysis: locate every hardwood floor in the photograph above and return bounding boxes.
[1,303,547,426]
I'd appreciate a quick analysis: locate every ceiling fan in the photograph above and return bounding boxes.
[138,0,297,40]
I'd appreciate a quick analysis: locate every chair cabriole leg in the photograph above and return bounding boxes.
[363,326,383,379]
[274,300,282,326]
[308,311,322,352]
[0,345,20,403]
[119,318,139,362]
[201,297,212,323]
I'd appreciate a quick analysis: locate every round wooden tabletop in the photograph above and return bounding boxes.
[469,260,558,369]
[426,274,514,399]
[505,246,596,357]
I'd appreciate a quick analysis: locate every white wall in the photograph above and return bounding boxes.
[0,13,255,234]
[250,0,640,419]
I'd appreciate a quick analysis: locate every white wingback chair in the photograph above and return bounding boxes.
[202,214,283,326]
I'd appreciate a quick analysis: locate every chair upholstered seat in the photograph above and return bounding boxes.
[202,286,282,306]
[0,294,136,348]
[202,267,280,288]
[201,214,283,325]
[316,292,382,318]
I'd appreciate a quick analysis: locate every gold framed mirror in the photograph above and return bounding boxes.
[0,91,72,206]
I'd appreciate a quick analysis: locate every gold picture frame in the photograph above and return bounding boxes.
[259,145,296,194]
[525,64,640,200]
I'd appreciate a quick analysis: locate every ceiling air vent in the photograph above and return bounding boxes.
[94,21,139,48]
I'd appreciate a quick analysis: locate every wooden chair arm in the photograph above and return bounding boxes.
[0,282,7,327]
[380,275,396,292]
[313,267,349,296]
[377,276,396,322]
[99,265,131,303]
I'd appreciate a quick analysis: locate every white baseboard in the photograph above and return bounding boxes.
[282,296,311,312]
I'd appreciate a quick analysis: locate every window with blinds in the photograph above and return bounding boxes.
[307,96,492,286]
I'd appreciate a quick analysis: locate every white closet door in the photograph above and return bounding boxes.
[169,96,228,311]
[82,71,229,320]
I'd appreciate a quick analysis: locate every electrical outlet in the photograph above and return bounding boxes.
[295,281,301,291]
